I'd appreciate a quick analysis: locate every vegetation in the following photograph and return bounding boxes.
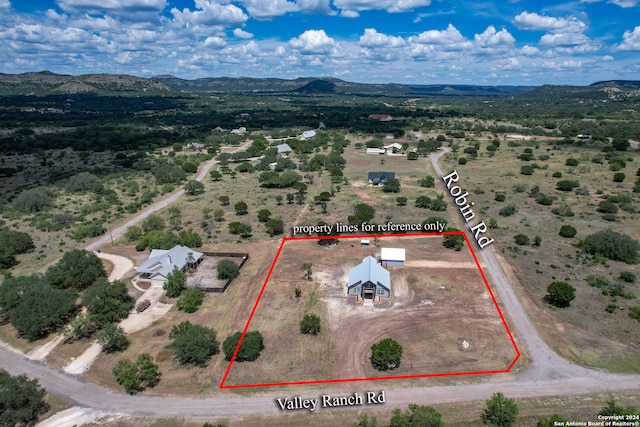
[559,225,577,238]
[545,282,576,308]
[481,392,519,427]
[217,259,239,280]
[164,268,187,298]
[170,321,219,366]
[599,398,637,416]
[222,331,265,361]
[82,278,134,327]
[580,229,639,264]
[97,323,129,353]
[0,370,49,426]
[112,353,160,394]
[176,288,204,313]
[300,314,321,335]
[370,338,403,371]
[45,249,106,291]
[390,404,443,427]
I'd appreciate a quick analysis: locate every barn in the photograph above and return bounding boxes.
[347,256,391,301]
[380,247,405,267]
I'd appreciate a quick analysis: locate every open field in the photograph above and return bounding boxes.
[223,235,518,387]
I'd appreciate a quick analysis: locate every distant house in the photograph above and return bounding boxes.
[276,143,293,154]
[385,142,403,152]
[231,127,247,134]
[347,256,391,301]
[360,239,370,248]
[366,148,386,155]
[186,142,205,150]
[380,247,405,267]
[301,130,316,140]
[368,171,395,186]
[368,114,392,121]
[135,245,204,288]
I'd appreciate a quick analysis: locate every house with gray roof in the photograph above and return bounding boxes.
[276,143,293,155]
[347,256,391,302]
[135,245,203,288]
[368,171,395,186]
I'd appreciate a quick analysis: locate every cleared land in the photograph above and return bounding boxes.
[222,235,518,387]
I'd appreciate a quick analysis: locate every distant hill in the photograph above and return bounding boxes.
[2,71,639,99]
[0,71,177,96]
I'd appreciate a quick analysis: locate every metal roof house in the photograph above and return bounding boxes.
[347,256,391,301]
[301,130,316,140]
[366,148,386,155]
[380,247,405,267]
[368,171,395,186]
[276,143,293,154]
[135,245,204,287]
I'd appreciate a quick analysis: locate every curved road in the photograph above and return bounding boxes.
[0,145,638,420]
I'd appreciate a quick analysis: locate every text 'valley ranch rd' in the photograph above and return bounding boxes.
[442,170,494,249]
[276,391,386,412]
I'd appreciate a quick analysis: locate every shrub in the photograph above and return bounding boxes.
[514,234,530,245]
[458,157,467,165]
[170,321,219,366]
[97,323,129,353]
[520,165,534,175]
[536,193,554,206]
[176,288,204,313]
[217,259,239,280]
[494,193,506,202]
[552,206,575,217]
[619,271,636,284]
[545,282,576,308]
[613,173,626,182]
[629,307,640,321]
[556,180,580,191]
[597,201,618,214]
[300,314,321,335]
[559,225,577,238]
[552,172,562,178]
[565,158,579,166]
[222,331,264,361]
[499,204,518,217]
[371,338,403,371]
[581,229,639,264]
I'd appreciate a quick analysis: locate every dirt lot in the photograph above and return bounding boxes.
[223,235,518,386]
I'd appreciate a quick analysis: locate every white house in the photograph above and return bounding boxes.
[366,148,386,155]
[385,142,403,152]
[135,245,204,288]
[301,130,316,140]
[380,247,405,267]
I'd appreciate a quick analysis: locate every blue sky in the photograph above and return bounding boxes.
[1,0,639,85]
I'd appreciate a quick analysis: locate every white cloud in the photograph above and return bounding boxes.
[340,10,360,17]
[333,0,430,13]
[580,0,638,6]
[474,26,515,48]
[203,35,226,48]
[233,28,254,39]
[542,59,583,70]
[359,28,405,48]
[540,32,590,46]
[289,29,339,55]
[513,11,586,33]
[409,24,472,50]
[520,45,540,55]
[0,0,10,10]
[616,26,640,50]
[498,57,521,70]
[171,0,248,27]
[237,0,298,19]
[56,0,167,13]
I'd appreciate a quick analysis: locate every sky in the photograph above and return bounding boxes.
[0,0,639,86]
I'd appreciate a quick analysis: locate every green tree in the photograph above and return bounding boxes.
[265,218,284,237]
[545,282,576,308]
[178,229,203,248]
[222,331,264,361]
[219,195,230,206]
[213,209,225,222]
[352,413,378,427]
[371,338,403,371]
[481,392,519,427]
[45,249,106,291]
[210,170,223,181]
[407,151,418,160]
[228,221,252,238]
[513,234,530,245]
[383,178,401,193]
[142,214,165,232]
[302,262,313,280]
[217,259,239,280]
[12,187,54,213]
[234,201,248,215]
[170,321,219,366]
[0,229,35,255]
[0,370,49,426]
[537,414,567,427]
[599,398,637,416]
[182,162,197,173]
[177,288,204,313]
[390,404,443,427]
[184,180,205,195]
[559,225,577,238]
[300,314,321,335]
[396,196,408,206]
[418,175,435,187]
[112,353,160,394]
[82,278,134,327]
[275,194,283,205]
[443,228,465,251]
[257,209,271,223]
[580,229,639,264]
[164,268,187,298]
[348,203,376,225]
[97,323,129,353]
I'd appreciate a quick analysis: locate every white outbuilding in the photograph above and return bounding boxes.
[380,247,405,267]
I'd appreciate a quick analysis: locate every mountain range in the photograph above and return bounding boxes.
[0,71,638,99]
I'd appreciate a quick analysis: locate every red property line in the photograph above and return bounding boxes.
[219,231,520,389]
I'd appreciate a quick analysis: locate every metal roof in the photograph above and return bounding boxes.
[347,256,391,292]
[381,247,405,262]
[136,245,203,278]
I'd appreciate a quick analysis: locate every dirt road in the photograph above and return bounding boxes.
[0,145,637,422]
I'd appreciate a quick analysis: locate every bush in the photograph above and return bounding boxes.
[176,288,204,313]
[494,193,505,202]
[443,229,465,251]
[581,229,639,264]
[265,218,284,236]
[82,278,134,327]
[613,173,626,182]
[0,370,48,426]
[12,187,54,213]
[514,234,530,245]
[556,180,580,191]
[112,353,160,394]
[545,281,576,308]
[536,193,553,206]
[629,307,640,321]
[520,165,534,175]
[597,200,619,214]
[170,321,219,366]
[552,172,562,178]
[552,206,575,217]
[300,314,321,335]
[499,204,518,217]
[222,331,264,361]
[371,338,403,371]
[559,225,577,238]
[97,323,129,353]
[418,176,435,187]
[619,271,636,284]
[458,157,467,165]
[390,404,443,427]
[217,259,239,280]
[482,392,519,427]
[565,158,579,166]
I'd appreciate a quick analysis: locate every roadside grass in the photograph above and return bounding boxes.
[439,134,640,371]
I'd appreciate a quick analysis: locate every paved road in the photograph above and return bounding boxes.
[0,145,638,421]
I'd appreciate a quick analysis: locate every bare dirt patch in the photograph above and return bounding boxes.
[223,235,517,387]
